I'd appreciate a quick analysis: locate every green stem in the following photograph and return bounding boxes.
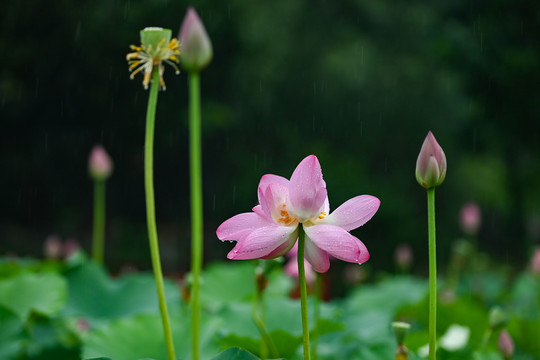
[252,285,279,359]
[312,273,322,360]
[188,71,203,360]
[145,67,176,360]
[481,328,493,348]
[427,188,437,360]
[298,224,312,360]
[92,179,106,264]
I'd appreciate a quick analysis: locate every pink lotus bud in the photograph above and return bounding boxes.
[415,131,447,189]
[76,318,90,333]
[498,330,514,359]
[344,264,367,285]
[530,246,540,275]
[44,235,62,259]
[394,243,413,270]
[88,145,113,180]
[178,7,213,72]
[63,238,81,258]
[459,202,482,235]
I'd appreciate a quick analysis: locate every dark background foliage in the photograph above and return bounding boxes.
[2,0,539,274]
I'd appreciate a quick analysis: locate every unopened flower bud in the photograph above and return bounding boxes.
[460,202,482,235]
[415,131,447,189]
[178,7,213,72]
[88,145,113,180]
[394,243,413,271]
[530,246,540,275]
[63,238,81,258]
[498,330,514,359]
[44,235,62,259]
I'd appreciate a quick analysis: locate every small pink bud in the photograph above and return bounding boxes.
[415,131,447,189]
[530,246,540,275]
[459,202,482,236]
[178,7,213,72]
[344,264,367,285]
[76,318,90,333]
[88,145,113,180]
[44,235,62,259]
[394,243,413,270]
[498,330,515,359]
[63,238,81,258]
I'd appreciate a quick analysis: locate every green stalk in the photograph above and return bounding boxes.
[427,188,437,360]
[188,71,203,360]
[144,67,176,360]
[92,179,106,264]
[312,273,322,360]
[252,285,279,359]
[298,224,312,360]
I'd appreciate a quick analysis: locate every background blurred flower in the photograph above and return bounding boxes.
[88,145,113,181]
[530,246,540,275]
[498,329,515,359]
[43,235,62,259]
[459,202,482,236]
[394,243,413,272]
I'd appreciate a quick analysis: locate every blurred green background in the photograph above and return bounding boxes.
[1,0,539,274]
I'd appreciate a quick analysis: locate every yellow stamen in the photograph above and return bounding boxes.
[126,38,180,90]
[277,204,297,226]
[129,64,146,79]
[143,71,151,89]
[130,44,143,51]
[128,61,141,70]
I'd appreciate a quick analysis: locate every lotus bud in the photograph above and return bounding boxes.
[530,246,540,275]
[460,202,482,236]
[88,145,113,180]
[415,131,447,189]
[178,7,213,72]
[498,330,514,359]
[63,238,81,258]
[44,235,62,259]
[394,243,413,271]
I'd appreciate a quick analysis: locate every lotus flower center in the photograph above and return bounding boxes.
[302,210,327,226]
[277,204,298,226]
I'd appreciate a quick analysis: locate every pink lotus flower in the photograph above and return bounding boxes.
[217,155,380,273]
